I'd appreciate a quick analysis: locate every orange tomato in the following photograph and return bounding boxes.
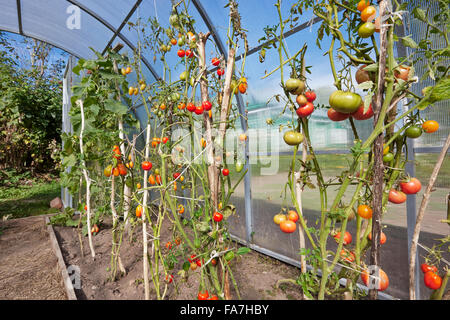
[133,87,139,95]
[148,174,156,185]
[357,204,373,219]
[368,231,387,244]
[125,67,132,74]
[178,102,186,110]
[357,0,370,12]
[136,205,143,218]
[361,6,376,22]
[136,183,141,189]
[280,220,297,233]
[178,204,185,214]
[151,141,158,148]
[287,210,299,223]
[239,133,247,142]
[238,82,247,94]
[361,268,389,291]
[422,120,439,133]
[170,38,177,45]
[160,103,166,110]
[155,175,162,185]
[118,163,128,176]
[173,181,177,191]
[112,167,120,177]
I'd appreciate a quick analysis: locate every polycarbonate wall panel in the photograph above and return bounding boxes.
[20,0,113,58]
[74,0,134,29]
[0,0,20,33]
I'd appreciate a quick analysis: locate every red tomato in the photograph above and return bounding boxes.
[328,108,350,121]
[304,91,316,102]
[421,263,438,274]
[177,49,185,57]
[198,290,209,300]
[340,249,355,263]
[185,49,194,58]
[162,137,169,144]
[361,268,389,291]
[296,102,314,118]
[422,120,439,133]
[136,205,143,218]
[424,271,442,290]
[165,242,173,250]
[194,105,204,115]
[217,68,225,76]
[222,168,229,176]
[334,231,352,245]
[186,102,196,112]
[213,211,223,222]
[173,172,180,180]
[280,220,297,233]
[202,100,212,111]
[165,274,173,284]
[351,104,374,120]
[141,161,152,171]
[118,163,128,176]
[400,177,421,194]
[368,231,387,245]
[287,210,299,223]
[155,174,162,185]
[388,189,407,204]
[209,294,219,300]
[211,58,220,66]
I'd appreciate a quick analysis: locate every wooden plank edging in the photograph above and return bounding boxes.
[44,216,77,300]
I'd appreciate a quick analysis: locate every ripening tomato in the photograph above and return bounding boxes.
[194,105,204,115]
[186,102,196,112]
[334,231,352,245]
[422,120,439,133]
[112,167,120,177]
[148,174,156,185]
[239,133,247,142]
[177,49,185,57]
[424,271,442,290]
[340,249,355,263]
[368,231,387,245]
[285,78,305,95]
[166,242,173,250]
[104,165,113,177]
[217,68,225,76]
[178,204,185,214]
[190,262,198,270]
[361,6,376,22]
[136,183,141,189]
[280,220,297,233]
[400,177,421,194]
[211,258,217,266]
[421,263,438,274]
[118,163,128,176]
[128,87,134,95]
[185,49,194,58]
[198,290,209,300]
[162,137,169,144]
[165,274,173,284]
[328,108,350,122]
[351,104,374,120]
[213,211,223,222]
[273,213,287,225]
[357,204,373,219]
[361,268,389,291]
[136,205,143,218]
[388,189,407,204]
[357,0,370,12]
[141,161,152,171]
[222,168,230,176]
[209,294,219,300]
[296,94,308,106]
[170,38,177,45]
[304,91,316,102]
[238,82,248,94]
[179,71,188,81]
[155,175,162,185]
[178,102,186,110]
[355,65,371,84]
[287,210,299,223]
[296,102,314,118]
[358,22,376,38]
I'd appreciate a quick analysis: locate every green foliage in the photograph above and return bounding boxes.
[0,32,64,174]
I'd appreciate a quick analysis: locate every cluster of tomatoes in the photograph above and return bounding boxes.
[103,145,128,177]
[284,77,316,119]
[197,290,219,300]
[182,100,213,116]
[421,263,443,290]
[357,1,378,38]
[273,210,299,233]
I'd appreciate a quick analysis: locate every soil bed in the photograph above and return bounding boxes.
[0,215,67,300]
[53,216,305,300]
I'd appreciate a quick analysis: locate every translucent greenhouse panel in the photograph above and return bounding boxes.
[0,0,20,33]
[74,0,134,29]
[21,0,114,59]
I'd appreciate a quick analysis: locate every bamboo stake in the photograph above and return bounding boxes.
[77,99,95,258]
[409,133,450,300]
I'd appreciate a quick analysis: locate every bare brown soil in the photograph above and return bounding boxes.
[0,216,67,300]
[53,216,304,300]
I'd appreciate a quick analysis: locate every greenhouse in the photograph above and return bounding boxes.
[0,0,448,304]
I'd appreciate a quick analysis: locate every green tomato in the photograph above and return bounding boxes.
[179,71,188,81]
[235,162,244,173]
[405,125,423,139]
[329,91,362,114]
[169,14,179,27]
[285,78,305,94]
[283,130,304,146]
[171,92,180,101]
[194,238,201,248]
[358,22,375,38]
[190,77,195,87]
[178,36,186,46]
[383,152,394,163]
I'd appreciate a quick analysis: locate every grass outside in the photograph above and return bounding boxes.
[0,178,61,219]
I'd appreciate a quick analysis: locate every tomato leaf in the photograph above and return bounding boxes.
[182,261,190,272]
[401,36,418,49]
[236,247,251,255]
[104,99,128,115]
[356,81,374,90]
[363,63,378,72]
